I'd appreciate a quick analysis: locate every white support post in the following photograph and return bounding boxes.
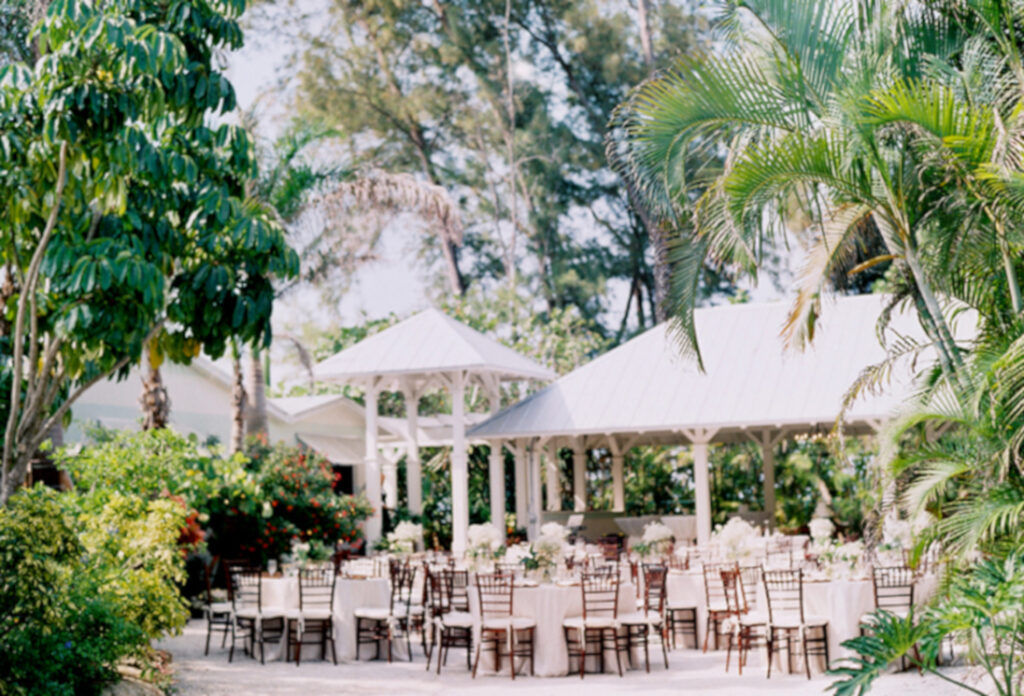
[527,440,542,540]
[488,440,506,540]
[382,449,399,510]
[363,379,382,545]
[544,441,561,512]
[683,428,718,546]
[756,430,785,530]
[402,380,423,516]
[485,381,506,539]
[450,370,469,555]
[608,436,625,512]
[572,439,586,512]
[513,440,527,529]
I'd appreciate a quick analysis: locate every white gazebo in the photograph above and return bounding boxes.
[315,308,554,552]
[469,294,940,545]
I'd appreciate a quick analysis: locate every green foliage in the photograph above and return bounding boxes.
[0,487,153,696]
[61,428,374,570]
[831,554,1024,696]
[0,0,298,499]
[224,438,373,566]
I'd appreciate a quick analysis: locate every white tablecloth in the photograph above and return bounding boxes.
[468,581,637,677]
[257,576,390,662]
[667,569,939,670]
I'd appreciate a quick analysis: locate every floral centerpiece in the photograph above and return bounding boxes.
[386,521,422,556]
[633,521,674,558]
[520,522,568,582]
[466,523,504,570]
[809,517,835,548]
[877,514,913,565]
[712,517,758,561]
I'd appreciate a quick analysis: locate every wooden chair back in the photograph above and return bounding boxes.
[476,572,515,620]
[232,568,264,612]
[702,561,739,609]
[762,568,806,624]
[872,566,915,612]
[581,570,620,621]
[299,566,336,612]
[720,567,749,615]
[641,563,668,616]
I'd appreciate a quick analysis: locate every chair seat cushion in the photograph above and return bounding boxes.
[235,607,284,620]
[618,611,662,627]
[297,608,333,621]
[207,602,232,615]
[439,612,475,628]
[408,604,425,615]
[860,607,909,623]
[740,610,769,626]
[769,613,829,629]
[354,607,393,621]
[482,616,536,631]
[562,615,617,630]
[667,603,697,613]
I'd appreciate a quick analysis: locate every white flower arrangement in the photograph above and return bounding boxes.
[503,543,531,565]
[712,517,758,560]
[882,515,913,550]
[539,522,570,542]
[466,523,504,559]
[808,517,835,544]
[386,521,422,556]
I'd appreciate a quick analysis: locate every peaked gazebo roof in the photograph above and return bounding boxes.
[468,294,960,443]
[315,307,555,387]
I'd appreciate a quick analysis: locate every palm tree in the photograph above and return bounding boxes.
[619,0,1024,398]
[234,118,466,440]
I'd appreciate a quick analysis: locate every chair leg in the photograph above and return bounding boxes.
[661,624,669,669]
[725,629,734,673]
[579,629,586,679]
[471,636,483,679]
[766,627,773,679]
[610,628,624,677]
[643,627,651,673]
[802,628,812,680]
[205,620,213,656]
[702,615,711,652]
[228,622,236,663]
[509,630,516,680]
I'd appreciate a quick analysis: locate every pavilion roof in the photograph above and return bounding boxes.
[468,294,967,443]
[315,307,555,388]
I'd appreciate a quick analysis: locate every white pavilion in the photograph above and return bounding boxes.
[315,294,941,549]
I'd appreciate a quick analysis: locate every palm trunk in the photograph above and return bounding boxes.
[230,349,246,454]
[245,347,269,439]
[139,345,170,430]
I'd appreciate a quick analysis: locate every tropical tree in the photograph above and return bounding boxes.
[619,0,1024,393]
[0,0,298,503]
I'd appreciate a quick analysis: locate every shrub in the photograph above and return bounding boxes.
[0,487,147,696]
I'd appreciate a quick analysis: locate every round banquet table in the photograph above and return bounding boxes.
[666,569,939,671]
[257,575,390,663]
[468,581,637,677]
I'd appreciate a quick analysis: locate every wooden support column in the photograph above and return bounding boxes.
[572,439,586,512]
[363,378,383,544]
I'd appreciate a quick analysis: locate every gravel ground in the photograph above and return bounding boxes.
[159,620,973,696]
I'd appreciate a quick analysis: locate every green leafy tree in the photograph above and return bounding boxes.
[0,0,299,503]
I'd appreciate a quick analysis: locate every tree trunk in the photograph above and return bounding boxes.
[245,347,269,439]
[230,352,246,454]
[139,345,170,430]
[636,0,654,68]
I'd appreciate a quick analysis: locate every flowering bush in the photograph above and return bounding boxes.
[209,438,372,567]
[386,521,423,555]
